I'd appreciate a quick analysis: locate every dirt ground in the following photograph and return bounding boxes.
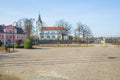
[0,47,120,80]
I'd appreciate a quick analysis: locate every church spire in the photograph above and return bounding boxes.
[38,13,42,23]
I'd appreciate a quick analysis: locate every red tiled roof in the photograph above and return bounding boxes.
[42,27,63,30]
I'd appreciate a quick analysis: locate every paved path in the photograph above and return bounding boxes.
[0,47,120,80]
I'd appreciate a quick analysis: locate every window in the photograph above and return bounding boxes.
[10,30,12,33]
[10,36,12,39]
[42,36,44,38]
[40,33,43,35]
[52,36,55,38]
[47,36,50,38]
[51,31,55,35]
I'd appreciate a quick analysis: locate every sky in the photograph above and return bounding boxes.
[0,0,120,37]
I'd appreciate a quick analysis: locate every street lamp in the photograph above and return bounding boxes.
[3,25,6,45]
[13,22,16,51]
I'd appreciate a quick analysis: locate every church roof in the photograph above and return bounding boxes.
[37,14,42,23]
[42,27,63,30]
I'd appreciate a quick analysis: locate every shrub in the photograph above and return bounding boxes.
[0,40,2,46]
[15,45,24,48]
[7,44,13,48]
[24,39,33,49]
[15,39,23,46]
[15,39,24,49]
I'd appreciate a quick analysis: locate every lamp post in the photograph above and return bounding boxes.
[13,26,14,51]
[13,22,16,51]
[3,25,6,45]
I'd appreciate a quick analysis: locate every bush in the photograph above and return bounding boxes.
[0,40,2,46]
[24,39,33,49]
[15,39,23,46]
[15,45,24,48]
[7,44,14,48]
[15,39,24,49]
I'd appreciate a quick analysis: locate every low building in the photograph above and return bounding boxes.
[39,27,68,40]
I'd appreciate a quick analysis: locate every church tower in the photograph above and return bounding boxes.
[36,14,43,39]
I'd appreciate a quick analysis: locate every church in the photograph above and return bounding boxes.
[36,14,68,40]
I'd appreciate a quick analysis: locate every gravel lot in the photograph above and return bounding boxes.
[0,47,120,80]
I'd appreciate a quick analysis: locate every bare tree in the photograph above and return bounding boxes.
[74,29,78,41]
[76,22,83,40]
[17,18,35,39]
[82,24,92,41]
[56,20,72,40]
[84,25,92,38]
[75,22,92,41]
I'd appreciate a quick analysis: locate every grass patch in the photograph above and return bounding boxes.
[0,74,20,80]
[0,50,4,52]
[116,45,120,48]
[100,45,109,47]
[0,48,18,53]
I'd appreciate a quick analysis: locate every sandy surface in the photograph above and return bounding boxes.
[0,47,120,80]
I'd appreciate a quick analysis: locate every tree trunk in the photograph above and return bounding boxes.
[83,32,85,41]
[62,34,64,41]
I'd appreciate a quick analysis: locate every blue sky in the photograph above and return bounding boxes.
[0,0,120,37]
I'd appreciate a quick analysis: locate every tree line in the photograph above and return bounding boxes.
[15,18,93,41]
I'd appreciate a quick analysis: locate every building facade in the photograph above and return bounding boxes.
[0,25,26,45]
[36,14,68,40]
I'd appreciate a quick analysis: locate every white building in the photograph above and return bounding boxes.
[36,14,68,40]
